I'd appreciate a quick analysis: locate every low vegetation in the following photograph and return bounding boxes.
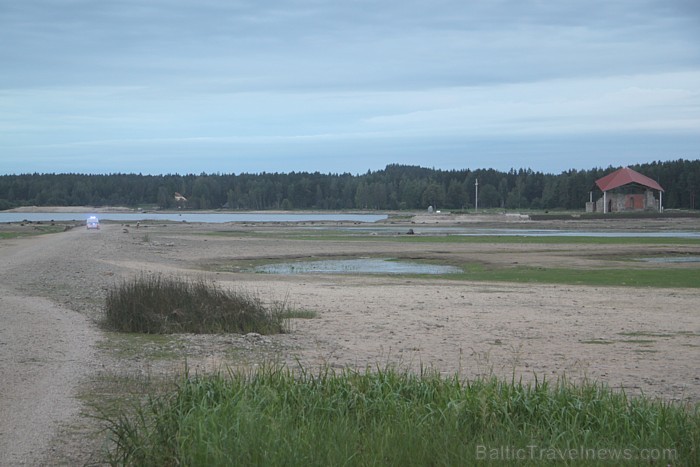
[0,223,71,239]
[449,263,700,288]
[211,254,700,288]
[207,230,700,245]
[103,274,286,334]
[279,309,318,319]
[103,365,699,466]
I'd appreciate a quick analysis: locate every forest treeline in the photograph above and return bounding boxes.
[1,159,698,211]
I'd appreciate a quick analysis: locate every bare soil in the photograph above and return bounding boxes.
[0,213,699,465]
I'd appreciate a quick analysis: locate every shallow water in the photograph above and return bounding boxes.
[638,256,700,263]
[254,258,462,275]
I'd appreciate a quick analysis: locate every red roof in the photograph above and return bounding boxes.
[595,167,664,192]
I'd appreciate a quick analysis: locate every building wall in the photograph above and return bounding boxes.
[625,194,644,210]
[591,189,659,212]
[644,190,659,210]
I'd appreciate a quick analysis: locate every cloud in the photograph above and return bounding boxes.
[3,0,698,90]
[363,71,700,136]
[1,0,699,174]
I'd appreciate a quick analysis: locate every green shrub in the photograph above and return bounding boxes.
[103,273,286,334]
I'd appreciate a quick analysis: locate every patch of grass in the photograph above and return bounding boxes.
[97,333,183,360]
[255,232,700,245]
[445,263,700,288]
[204,229,700,245]
[618,331,674,338]
[621,339,657,345]
[102,273,287,334]
[103,365,699,466]
[280,309,318,319]
[391,235,700,245]
[211,256,700,288]
[581,332,690,346]
[0,224,70,239]
[0,231,24,239]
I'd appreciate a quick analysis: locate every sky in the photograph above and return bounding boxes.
[1,0,699,176]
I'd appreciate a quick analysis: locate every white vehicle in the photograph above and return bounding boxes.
[86,216,100,230]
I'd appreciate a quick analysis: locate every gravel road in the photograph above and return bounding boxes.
[0,227,102,466]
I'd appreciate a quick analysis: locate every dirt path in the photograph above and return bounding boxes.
[0,229,100,466]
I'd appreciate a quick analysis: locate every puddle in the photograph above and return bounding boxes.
[254,258,462,275]
[638,256,700,263]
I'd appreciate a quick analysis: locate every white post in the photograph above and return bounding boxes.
[475,179,479,213]
[603,191,607,213]
[660,191,663,212]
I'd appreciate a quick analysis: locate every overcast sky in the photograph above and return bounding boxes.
[2,0,699,175]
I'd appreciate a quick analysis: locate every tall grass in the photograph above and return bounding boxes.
[103,365,698,466]
[103,273,286,334]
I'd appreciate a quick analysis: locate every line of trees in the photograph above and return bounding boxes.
[1,159,698,211]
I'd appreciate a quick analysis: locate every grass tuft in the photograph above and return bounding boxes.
[102,273,286,334]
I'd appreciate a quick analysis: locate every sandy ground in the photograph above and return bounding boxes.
[0,213,698,465]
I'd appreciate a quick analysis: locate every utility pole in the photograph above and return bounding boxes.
[475,179,479,213]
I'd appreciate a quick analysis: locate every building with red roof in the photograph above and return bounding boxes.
[586,167,664,213]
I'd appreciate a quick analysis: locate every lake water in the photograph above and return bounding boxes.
[0,212,388,223]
